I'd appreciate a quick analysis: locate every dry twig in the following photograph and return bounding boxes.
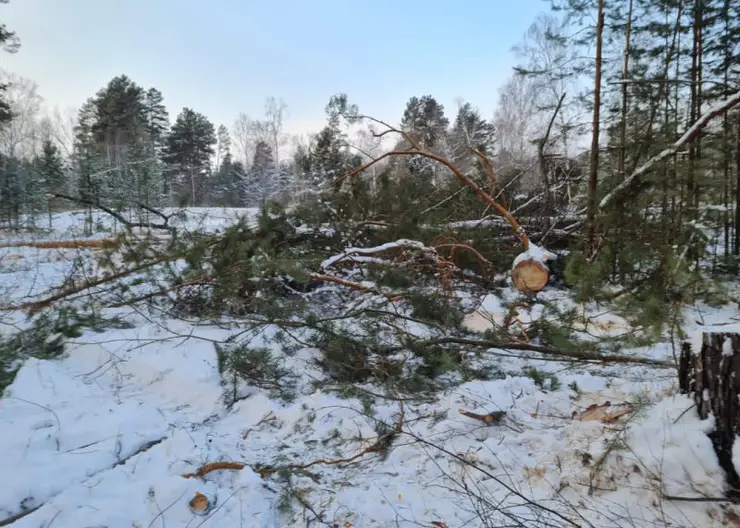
[254,402,404,478]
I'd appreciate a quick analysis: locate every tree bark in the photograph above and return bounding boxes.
[734,113,740,257]
[585,0,605,258]
[679,333,740,497]
[617,0,633,182]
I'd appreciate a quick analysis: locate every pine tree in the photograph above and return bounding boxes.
[126,139,162,215]
[307,124,362,191]
[449,102,496,167]
[311,126,343,178]
[21,157,43,226]
[34,139,66,227]
[215,124,231,170]
[400,95,449,149]
[91,75,147,147]
[82,75,155,222]
[0,0,20,125]
[143,87,169,153]
[0,154,21,227]
[246,140,276,206]
[163,108,216,206]
[73,99,104,235]
[210,154,245,207]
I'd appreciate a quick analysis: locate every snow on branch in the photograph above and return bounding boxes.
[320,239,429,270]
[599,89,740,211]
[330,107,565,292]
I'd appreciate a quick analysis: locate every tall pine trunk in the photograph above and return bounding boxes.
[614,0,634,279]
[617,0,633,181]
[585,0,605,258]
[687,0,704,232]
[735,113,740,257]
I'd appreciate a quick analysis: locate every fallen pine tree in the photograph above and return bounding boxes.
[5,92,739,402]
[0,153,673,403]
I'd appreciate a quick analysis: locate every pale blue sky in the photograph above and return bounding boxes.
[2,0,547,136]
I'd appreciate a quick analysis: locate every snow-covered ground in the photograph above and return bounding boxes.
[1,207,258,240]
[1,208,740,527]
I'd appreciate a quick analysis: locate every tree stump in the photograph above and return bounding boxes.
[679,332,740,496]
[511,259,550,293]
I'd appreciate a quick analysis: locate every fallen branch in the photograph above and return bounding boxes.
[432,241,494,274]
[52,193,175,232]
[181,461,246,479]
[599,89,740,211]
[110,437,166,470]
[537,92,567,190]
[662,495,738,503]
[422,336,672,367]
[337,116,531,249]
[2,253,178,314]
[136,201,175,225]
[107,276,215,309]
[104,267,405,310]
[420,214,583,233]
[0,504,43,527]
[307,272,402,301]
[254,402,404,479]
[0,439,166,525]
[400,428,582,527]
[319,239,429,270]
[69,252,408,312]
[0,238,116,250]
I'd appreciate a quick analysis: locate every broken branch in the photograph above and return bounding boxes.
[52,193,175,232]
[421,336,672,367]
[181,461,246,479]
[3,254,178,314]
[337,120,530,249]
[599,89,740,210]
[254,402,404,478]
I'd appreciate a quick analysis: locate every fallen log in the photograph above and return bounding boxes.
[181,461,246,479]
[511,242,557,293]
[0,238,116,250]
[421,336,672,366]
[512,259,550,292]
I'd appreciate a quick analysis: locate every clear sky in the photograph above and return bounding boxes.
[2,0,547,137]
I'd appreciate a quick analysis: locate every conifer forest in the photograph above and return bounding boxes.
[1,0,740,526]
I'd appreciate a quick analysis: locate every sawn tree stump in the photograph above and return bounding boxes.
[679,332,740,496]
[511,259,549,293]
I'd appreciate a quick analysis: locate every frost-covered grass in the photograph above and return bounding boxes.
[1,208,740,527]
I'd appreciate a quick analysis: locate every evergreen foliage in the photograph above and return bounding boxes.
[163,107,216,206]
[0,0,19,125]
[0,0,740,399]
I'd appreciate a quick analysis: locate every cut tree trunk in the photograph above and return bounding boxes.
[511,259,549,293]
[679,332,740,497]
